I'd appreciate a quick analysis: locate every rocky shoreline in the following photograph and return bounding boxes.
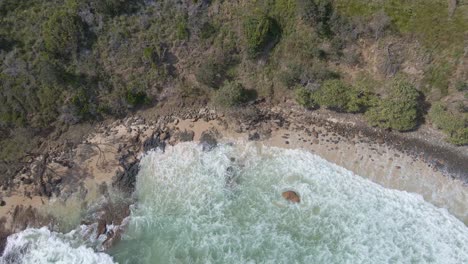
[0,100,467,254]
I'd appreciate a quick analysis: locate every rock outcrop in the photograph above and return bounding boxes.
[282,191,300,203]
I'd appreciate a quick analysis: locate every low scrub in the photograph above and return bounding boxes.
[365,79,422,131]
[313,80,374,113]
[429,103,468,145]
[212,81,251,107]
[243,12,281,57]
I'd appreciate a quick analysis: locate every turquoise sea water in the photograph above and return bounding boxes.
[2,142,468,263]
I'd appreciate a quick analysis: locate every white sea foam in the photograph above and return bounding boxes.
[2,142,468,263]
[0,227,116,264]
[110,142,468,263]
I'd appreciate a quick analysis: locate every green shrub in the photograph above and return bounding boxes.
[196,57,228,89]
[279,65,302,88]
[89,0,139,16]
[429,103,464,132]
[295,86,317,109]
[455,81,468,92]
[311,79,372,113]
[243,12,281,57]
[312,80,350,111]
[71,88,94,120]
[176,16,189,40]
[365,79,422,131]
[43,9,85,57]
[428,102,467,145]
[213,81,250,107]
[449,128,468,146]
[125,90,150,107]
[200,22,217,39]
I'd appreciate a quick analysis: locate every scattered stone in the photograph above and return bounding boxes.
[395,166,401,169]
[282,191,300,203]
[285,141,290,145]
[0,201,5,207]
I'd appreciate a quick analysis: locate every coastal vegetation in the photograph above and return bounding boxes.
[1,0,467,178]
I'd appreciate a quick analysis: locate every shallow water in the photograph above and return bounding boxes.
[2,142,468,263]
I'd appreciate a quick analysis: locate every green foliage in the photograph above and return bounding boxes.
[295,86,317,109]
[71,89,94,120]
[88,0,139,16]
[213,81,251,107]
[428,102,468,145]
[243,12,281,57]
[335,0,468,50]
[297,0,334,37]
[125,90,150,107]
[279,65,302,88]
[448,128,468,146]
[200,22,217,39]
[43,9,85,57]
[455,81,468,92]
[176,16,189,40]
[195,54,236,89]
[312,79,372,113]
[365,79,422,131]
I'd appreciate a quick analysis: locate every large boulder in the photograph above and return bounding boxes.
[282,191,300,203]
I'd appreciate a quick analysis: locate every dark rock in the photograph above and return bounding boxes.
[282,191,300,203]
[248,132,260,141]
[113,161,140,192]
[22,178,33,185]
[178,130,195,142]
[200,131,217,151]
[143,133,166,152]
[96,219,107,239]
[0,201,5,207]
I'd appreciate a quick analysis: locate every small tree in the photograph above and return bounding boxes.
[313,79,373,113]
[213,81,249,107]
[243,12,280,57]
[312,79,350,111]
[295,86,317,109]
[365,79,422,131]
[43,10,85,58]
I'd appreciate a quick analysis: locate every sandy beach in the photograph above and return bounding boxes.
[1,102,467,251]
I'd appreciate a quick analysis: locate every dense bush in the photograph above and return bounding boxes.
[243,12,281,57]
[295,86,317,109]
[125,90,150,108]
[428,102,468,145]
[455,81,468,92]
[365,79,422,131]
[311,79,372,113]
[43,9,86,57]
[297,0,334,36]
[196,57,229,89]
[449,128,468,146]
[212,81,250,107]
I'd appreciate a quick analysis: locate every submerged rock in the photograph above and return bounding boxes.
[143,132,166,152]
[113,161,140,192]
[96,219,107,239]
[200,131,217,151]
[282,191,300,203]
